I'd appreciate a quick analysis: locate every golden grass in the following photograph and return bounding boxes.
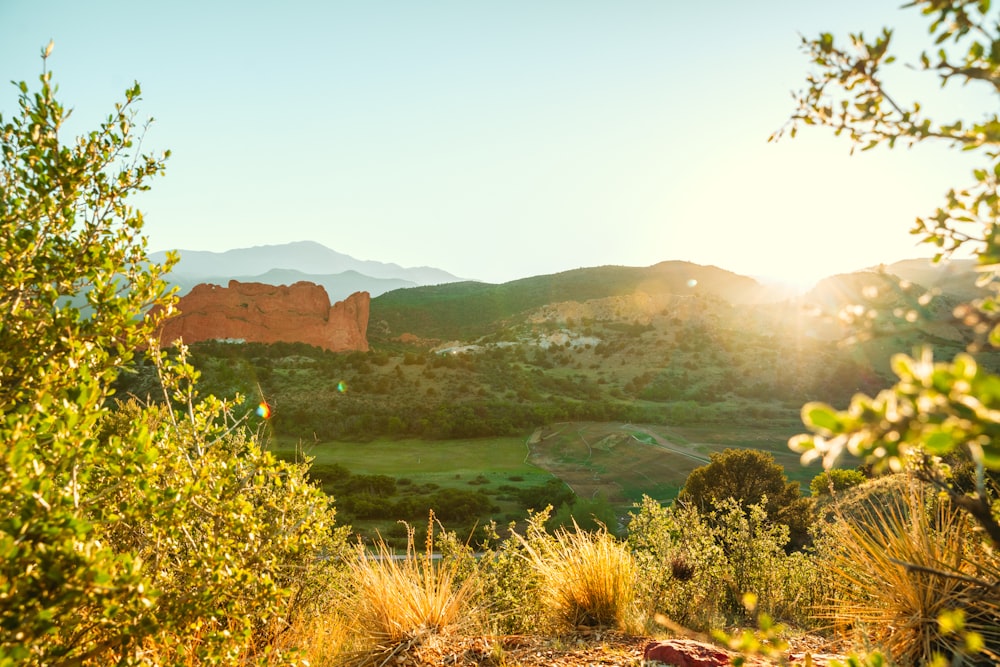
[819,482,1000,665]
[272,612,353,666]
[519,521,640,634]
[340,514,481,666]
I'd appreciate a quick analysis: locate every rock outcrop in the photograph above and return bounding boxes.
[155,281,369,352]
[642,639,842,667]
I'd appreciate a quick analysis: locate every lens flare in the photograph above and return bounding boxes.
[256,402,272,419]
[336,381,347,393]
[686,279,698,288]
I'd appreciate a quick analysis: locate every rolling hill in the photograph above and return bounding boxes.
[369,261,792,340]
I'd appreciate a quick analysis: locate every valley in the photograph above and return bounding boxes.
[116,255,992,544]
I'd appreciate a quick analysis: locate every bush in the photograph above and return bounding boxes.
[814,480,1000,665]
[0,54,347,663]
[678,448,812,550]
[0,52,176,663]
[627,495,819,631]
[547,493,620,534]
[465,512,550,635]
[810,468,866,497]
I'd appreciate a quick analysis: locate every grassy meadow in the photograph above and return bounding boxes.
[265,419,820,546]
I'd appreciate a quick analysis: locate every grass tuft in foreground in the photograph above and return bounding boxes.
[339,512,482,666]
[518,520,640,635]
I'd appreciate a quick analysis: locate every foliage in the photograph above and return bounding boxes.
[810,468,867,497]
[677,448,813,550]
[464,511,550,635]
[0,51,346,665]
[780,0,1000,547]
[103,358,350,663]
[0,47,173,665]
[0,45,174,414]
[515,477,575,512]
[627,497,728,630]
[627,496,819,632]
[814,480,1000,665]
[547,492,619,534]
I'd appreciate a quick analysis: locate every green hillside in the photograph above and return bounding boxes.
[370,261,772,340]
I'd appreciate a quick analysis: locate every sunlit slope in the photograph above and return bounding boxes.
[371,261,777,340]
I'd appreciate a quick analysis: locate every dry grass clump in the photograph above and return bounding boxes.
[340,513,482,666]
[271,612,353,667]
[818,482,1000,665]
[519,521,640,635]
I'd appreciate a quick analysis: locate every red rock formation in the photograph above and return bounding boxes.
[155,281,369,352]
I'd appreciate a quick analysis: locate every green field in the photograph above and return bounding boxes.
[267,435,561,543]
[268,421,820,523]
[269,435,546,482]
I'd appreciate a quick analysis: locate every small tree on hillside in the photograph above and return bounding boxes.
[677,449,812,550]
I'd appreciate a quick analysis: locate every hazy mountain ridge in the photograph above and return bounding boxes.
[165,268,418,302]
[151,240,464,300]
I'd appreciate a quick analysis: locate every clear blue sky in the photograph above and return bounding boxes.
[1,1,990,286]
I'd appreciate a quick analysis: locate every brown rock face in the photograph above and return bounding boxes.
[156,281,369,352]
[643,639,735,667]
[642,640,841,667]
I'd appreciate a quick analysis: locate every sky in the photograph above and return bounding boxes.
[1,1,993,287]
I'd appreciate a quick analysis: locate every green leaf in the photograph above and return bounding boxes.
[924,429,956,454]
[803,403,840,433]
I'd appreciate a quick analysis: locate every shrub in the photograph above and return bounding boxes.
[810,468,867,497]
[1,51,175,663]
[627,497,727,630]
[814,480,1000,665]
[547,493,620,534]
[467,512,550,635]
[0,54,347,664]
[678,448,813,550]
[627,495,820,631]
[99,353,351,662]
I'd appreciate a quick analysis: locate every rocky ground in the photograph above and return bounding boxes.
[345,632,846,666]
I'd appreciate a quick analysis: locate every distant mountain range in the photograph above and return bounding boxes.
[151,242,985,329]
[150,240,466,301]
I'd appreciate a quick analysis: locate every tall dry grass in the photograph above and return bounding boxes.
[518,521,640,634]
[339,514,481,666]
[271,612,352,667]
[818,482,1000,665]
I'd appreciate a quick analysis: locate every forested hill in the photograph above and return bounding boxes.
[370,261,778,340]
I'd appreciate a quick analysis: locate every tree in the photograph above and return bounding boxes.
[776,12,1000,661]
[809,468,867,497]
[777,0,1000,550]
[677,449,812,550]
